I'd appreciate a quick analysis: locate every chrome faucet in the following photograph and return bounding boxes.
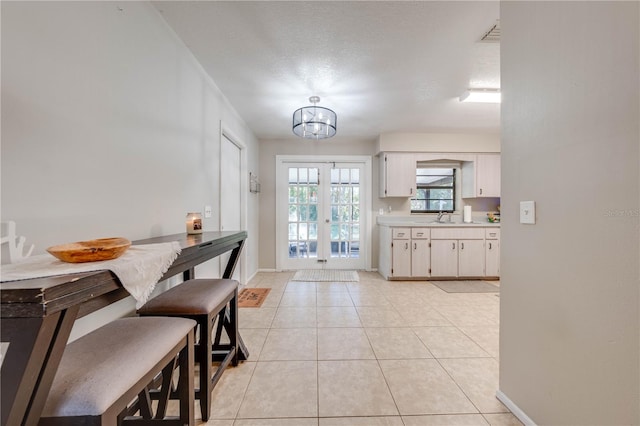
[437,211,445,222]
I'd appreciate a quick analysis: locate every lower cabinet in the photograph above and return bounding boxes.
[379,227,430,279]
[391,229,411,277]
[411,228,430,277]
[430,239,485,277]
[458,239,485,277]
[485,229,500,277]
[429,227,487,278]
[430,240,458,276]
[379,225,499,280]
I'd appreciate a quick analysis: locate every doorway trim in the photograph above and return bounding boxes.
[220,122,247,284]
[275,154,372,271]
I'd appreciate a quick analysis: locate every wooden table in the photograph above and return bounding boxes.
[0,230,248,426]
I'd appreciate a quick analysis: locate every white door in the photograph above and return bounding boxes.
[220,134,242,280]
[277,160,367,270]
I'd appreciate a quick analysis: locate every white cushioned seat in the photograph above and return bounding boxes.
[41,316,196,418]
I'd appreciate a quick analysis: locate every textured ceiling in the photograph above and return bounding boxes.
[154,1,500,141]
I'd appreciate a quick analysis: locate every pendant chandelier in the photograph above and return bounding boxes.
[292,96,337,140]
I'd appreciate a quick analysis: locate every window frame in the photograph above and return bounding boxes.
[411,167,456,213]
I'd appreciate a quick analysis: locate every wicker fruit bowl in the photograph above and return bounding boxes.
[47,237,131,263]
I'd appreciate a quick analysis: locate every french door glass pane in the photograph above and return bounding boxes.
[288,167,319,259]
[330,167,360,259]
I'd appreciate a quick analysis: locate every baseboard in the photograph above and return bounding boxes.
[246,270,258,283]
[496,390,537,426]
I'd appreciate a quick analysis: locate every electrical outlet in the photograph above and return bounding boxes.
[204,205,213,218]
[520,201,536,224]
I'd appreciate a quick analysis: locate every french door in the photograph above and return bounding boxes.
[276,157,369,270]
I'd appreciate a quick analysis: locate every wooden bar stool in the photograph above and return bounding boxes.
[137,279,239,421]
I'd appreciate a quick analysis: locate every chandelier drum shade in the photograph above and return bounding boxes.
[292,96,337,140]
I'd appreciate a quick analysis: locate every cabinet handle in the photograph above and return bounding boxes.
[489,242,492,249]
[479,188,483,195]
[405,242,409,250]
[452,242,455,250]
[414,242,417,250]
[461,242,465,250]
[410,188,413,194]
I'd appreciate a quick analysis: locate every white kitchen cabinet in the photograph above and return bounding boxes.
[379,226,430,279]
[411,228,430,277]
[431,227,486,278]
[391,230,411,277]
[379,153,416,197]
[485,228,500,277]
[379,224,498,280]
[461,154,501,198]
[430,240,458,277]
[458,239,485,277]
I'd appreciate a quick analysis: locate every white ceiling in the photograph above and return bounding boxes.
[154,1,500,141]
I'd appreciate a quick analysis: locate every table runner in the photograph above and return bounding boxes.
[0,242,181,308]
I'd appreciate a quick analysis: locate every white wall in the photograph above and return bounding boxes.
[500,2,639,425]
[1,1,259,338]
[377,132,500,153]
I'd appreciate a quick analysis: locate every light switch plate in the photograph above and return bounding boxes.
[204,205,213,218]
[520,201,536,224]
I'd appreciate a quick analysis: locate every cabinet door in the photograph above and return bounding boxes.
[476,154,500,197]
[458,239,485,277]
[411,239,430,277]
[461,154,501,198]
[485,239,500,277]
[381,153,416,197]
[430,240,458,277]
[391,239,411,277]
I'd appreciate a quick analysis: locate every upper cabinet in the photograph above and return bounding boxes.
[379,153,416,197]
[462,154,501,198]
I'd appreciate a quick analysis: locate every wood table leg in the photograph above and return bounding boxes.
[1,305,79,426]
[220,240,249,361]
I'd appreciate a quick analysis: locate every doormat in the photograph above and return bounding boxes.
[292,270,359,282]
[431,280,499,293]
[238,288,271,308]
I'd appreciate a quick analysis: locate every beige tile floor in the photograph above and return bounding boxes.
[198,271,523,426]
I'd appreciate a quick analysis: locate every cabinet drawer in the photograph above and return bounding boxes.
[411,228,430,239]
[485,229,500,240]
[430,228,485,240]
[392,228,411,239]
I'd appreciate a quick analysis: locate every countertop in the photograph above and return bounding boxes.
[377,216,500,227]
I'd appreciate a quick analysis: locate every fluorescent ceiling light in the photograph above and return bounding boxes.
[459,89,501,103]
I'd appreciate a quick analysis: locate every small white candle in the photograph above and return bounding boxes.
[186,212,203,234]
